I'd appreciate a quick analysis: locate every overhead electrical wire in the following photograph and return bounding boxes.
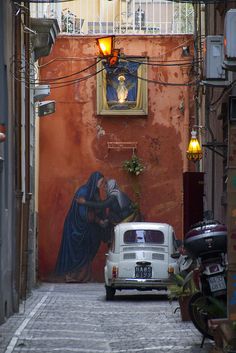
[11,34,202,88]
[11,58,101,85]
[129,71,197,87]
[12,57,199,87]
[125,57,201,67]
[38,59,102,82]
[209,79,236,107]
[48,67,105,89]
[14,67,106,89]
[39,68,106,88]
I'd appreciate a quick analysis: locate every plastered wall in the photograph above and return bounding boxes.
[38,35,194,281]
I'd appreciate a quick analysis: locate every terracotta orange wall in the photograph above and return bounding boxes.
[38,35,194,281]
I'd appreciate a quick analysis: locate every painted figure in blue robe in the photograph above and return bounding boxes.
[55,171,105,282]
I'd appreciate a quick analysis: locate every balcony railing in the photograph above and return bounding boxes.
[30,0,194,35]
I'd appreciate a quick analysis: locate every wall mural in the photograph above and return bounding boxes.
[38,35,193,282]
[55,171,137,283]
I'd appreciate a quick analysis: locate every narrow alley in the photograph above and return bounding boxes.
[0,283,214,353]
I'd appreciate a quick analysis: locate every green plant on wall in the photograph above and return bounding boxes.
[122,154,145,176]
[122,154,145,217]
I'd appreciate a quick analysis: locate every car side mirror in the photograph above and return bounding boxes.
[171,252,181,259]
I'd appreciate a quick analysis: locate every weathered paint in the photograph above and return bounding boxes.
[38,35,194,281]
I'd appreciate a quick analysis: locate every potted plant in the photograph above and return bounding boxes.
[168,272,198,321]
[122,154,145,176]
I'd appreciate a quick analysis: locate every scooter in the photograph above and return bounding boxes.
[184,220,227,341]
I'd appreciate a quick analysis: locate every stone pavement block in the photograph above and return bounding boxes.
[0,283,214,353]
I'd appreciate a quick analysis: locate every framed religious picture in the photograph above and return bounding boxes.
[96,57,148,116]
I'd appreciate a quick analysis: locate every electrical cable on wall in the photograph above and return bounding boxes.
[209,80,236,107]
[125,58,201,67]
[129,72,197,87]
[13,68,106,89]
[39,59,102,82]
[12,57,198,87]
[43,68,106,89]
[11,34,200,88]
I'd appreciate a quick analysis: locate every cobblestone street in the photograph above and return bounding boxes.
[0,283,215,353]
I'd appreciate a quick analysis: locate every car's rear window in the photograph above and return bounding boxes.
[124,230,165,244]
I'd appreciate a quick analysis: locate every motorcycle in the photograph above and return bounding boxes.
[184,220,227,340]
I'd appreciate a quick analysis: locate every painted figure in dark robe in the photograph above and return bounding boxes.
[55,171,105,282]
[78,179,137,243]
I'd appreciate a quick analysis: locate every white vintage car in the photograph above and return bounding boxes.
[104,222,181,300]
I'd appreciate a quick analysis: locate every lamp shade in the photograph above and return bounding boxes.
[97,36,114,57]
[186,130,203,162]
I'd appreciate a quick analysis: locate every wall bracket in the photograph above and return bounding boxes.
[107,142,137,151]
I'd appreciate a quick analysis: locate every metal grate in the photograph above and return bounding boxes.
[123,246,166,252]
[152,253,165,260]
[30,0,194,35]
[123,253,136,259]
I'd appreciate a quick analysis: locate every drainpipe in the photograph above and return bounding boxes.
[205,4,215,219]
[21,1,32,300]
[205,93,215,218]
[13,3,23,311]
[194,3,200,130]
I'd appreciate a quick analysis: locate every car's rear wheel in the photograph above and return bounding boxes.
[105,286,116,300]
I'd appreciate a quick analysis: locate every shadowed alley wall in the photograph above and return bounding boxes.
[38,35,194,281]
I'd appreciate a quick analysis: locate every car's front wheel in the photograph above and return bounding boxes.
[105,286,116,300]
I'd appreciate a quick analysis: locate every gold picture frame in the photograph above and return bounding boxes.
[96,57,148,116]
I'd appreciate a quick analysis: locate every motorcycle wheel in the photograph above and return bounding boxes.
[188,292,214,340]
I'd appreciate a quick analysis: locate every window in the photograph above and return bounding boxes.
[124,230,164,244]
[96,57,148,116]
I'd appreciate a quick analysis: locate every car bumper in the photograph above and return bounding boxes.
[107,278,173,290]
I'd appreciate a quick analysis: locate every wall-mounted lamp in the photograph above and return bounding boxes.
[97,36,120,66]
[182,46,190,57]
[187,125,226,161]
[186,129,203,162]
[38,100,55,117]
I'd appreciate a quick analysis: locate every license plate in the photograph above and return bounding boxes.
[208,275,226,292]
[135,266,152,279]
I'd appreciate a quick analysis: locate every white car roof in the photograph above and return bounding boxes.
[115,222,173,232]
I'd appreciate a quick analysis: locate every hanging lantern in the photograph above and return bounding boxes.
[186,130,203,162]
[96,36,120,66]
[97,36,114,57]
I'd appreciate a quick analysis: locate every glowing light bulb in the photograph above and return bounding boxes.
[186,130,203,162]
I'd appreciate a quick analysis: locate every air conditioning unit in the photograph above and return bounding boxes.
[223,9,236,71]
[202,35,231,86]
